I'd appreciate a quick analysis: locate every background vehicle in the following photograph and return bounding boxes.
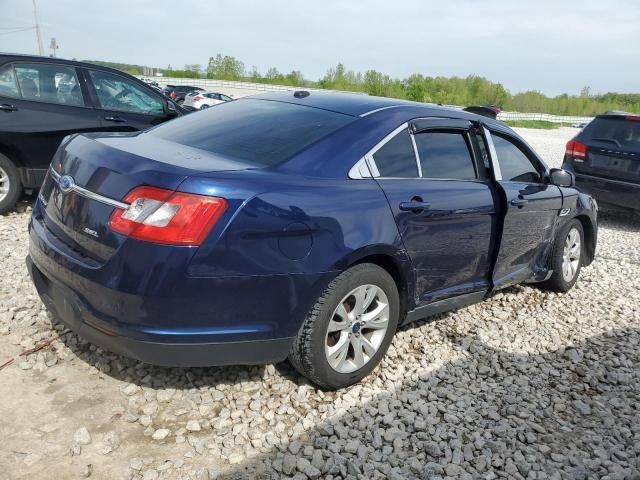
[161,85,204,104]
[563,112,640,213]
[27,91,597,389]
[182,91,233,110]
[0,54,184,214]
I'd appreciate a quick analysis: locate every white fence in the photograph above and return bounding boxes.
[147,76,594,125]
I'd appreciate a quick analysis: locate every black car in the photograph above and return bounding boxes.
[563,112,640,212]
[161,85,205,104]
[0,54,184,214]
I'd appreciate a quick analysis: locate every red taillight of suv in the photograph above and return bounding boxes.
[109,186,227,246]
[193,95,203,101]
[169,91,177,100]
[565,139,587,161]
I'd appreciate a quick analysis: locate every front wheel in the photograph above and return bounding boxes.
[539,219,584,292]
[289,263,399,390]
[200,104,209,109]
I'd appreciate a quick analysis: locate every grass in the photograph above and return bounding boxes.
[502,120,561,129]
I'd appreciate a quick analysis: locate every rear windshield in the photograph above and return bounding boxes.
[149,99,355,166]
[583,117,640,151]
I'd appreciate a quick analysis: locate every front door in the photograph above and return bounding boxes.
[372,120,497,304]
[82,68,170,132]
[486,128,562,288]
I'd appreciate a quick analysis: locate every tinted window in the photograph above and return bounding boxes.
[583,117,640,150]
[149,99,355,166]
[220,94,232,102]
[372,129,419,177]
[89,70,164,115]
[415,132,476,180]
[13,63,83,106]
[0,65,19,98]
[492,134,542,182]
[475,132,490,170]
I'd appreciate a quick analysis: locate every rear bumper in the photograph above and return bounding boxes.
[27,255,294,366]
[572,171,640,210]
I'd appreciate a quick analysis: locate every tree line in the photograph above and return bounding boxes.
[86,56,640,116]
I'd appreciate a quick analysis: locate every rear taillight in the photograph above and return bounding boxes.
[108,186,227,246]
[625,115,640,121]
[193,95,203,101]
[565,139,587,161]
[170,91,176,100]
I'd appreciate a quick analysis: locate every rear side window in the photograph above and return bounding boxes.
[492,133,542,183]
[149,99,355,166]
[0,65,19,98]
[372,129,419,178]
[583,117,640,150]
[13,63,83,106]
[415,132,476,180]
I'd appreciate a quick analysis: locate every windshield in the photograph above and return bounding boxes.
[148,99,355,166]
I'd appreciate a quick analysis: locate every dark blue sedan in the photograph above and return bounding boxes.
[27,91,598,389]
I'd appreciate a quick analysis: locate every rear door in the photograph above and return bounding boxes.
[0,61,102,182]
[371,119,497,304]
[486,128,562,288]
[82,68,171,132]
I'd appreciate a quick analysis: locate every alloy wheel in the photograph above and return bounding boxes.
[324,284,390,374]
[562,227,581,282]
[0,165,9,203]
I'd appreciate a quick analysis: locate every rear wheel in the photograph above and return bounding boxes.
[0,154,22,215]
[539,219,584,292]
[289,263,399,389]
[200,104,209,109]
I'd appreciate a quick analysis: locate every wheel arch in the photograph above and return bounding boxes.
[573,214,596,266]
[337,246,415,323]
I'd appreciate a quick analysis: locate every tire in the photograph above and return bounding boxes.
[289,263,400,390]
[539,219,584,292]
[200,104,209,109]
[0,154,22,215]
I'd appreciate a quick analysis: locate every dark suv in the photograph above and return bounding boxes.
[563,112,640,212]
[0,54,184,214]
[161,85,205,104]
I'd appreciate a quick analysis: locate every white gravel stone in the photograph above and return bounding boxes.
[2,128,640,479]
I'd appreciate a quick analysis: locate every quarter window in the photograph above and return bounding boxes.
[492,134,542,183]
[372,129,419,178]
[0,65,19,98]
[414,131,476,180]
[88,70,164,115]
[13,63,83,106]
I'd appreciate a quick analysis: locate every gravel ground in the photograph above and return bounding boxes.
[1,127,639,480]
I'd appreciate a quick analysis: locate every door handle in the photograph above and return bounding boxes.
[0,104,18,112]
[510,196,529,207]
[399,199,431,212]
[104,116,125,123]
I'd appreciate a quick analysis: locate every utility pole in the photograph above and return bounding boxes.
[32,0,44,55]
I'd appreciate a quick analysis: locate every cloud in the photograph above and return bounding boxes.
[1,0,638,95]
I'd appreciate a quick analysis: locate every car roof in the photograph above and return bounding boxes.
[250,90,435,117]
[249,90,507,130]
[0,53,136,77]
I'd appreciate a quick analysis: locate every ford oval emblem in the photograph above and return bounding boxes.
[59,175,75,193]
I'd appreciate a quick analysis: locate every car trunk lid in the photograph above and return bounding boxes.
[39,132,254,263]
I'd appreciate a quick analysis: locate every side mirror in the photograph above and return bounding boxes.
[549,168,574,187]
[164,99,179,117]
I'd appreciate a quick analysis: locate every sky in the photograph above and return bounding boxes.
[1,0,638,96]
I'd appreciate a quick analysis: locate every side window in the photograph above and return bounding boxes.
[0,65,19,98]
[492,133,543,183]
[88,70,164,115]
[372,129,419,178]
[414,131,476,180]
[13,63,83,106]
[475,132,490,170]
